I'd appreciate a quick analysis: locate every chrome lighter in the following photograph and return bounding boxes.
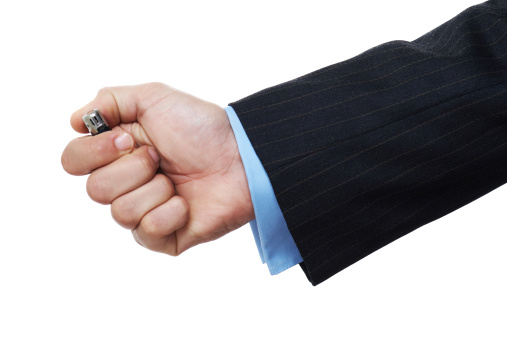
[82,109,111,135]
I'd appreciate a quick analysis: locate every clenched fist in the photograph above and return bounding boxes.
[62,83,254,255]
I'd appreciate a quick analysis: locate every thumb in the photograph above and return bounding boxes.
[118,121,155,149]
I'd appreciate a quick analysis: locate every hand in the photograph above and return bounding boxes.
[61,83,254,255]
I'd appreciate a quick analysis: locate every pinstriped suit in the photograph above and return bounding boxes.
[230,0,507,285]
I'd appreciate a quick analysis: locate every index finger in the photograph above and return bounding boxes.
[61,127,134,176]
[70,85,141,133]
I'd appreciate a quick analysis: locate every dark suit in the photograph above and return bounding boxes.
[230,0,507,285]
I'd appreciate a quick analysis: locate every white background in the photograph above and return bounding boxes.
[1,0,506,337]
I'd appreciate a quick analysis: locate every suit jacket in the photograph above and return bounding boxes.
[230,0,507,285]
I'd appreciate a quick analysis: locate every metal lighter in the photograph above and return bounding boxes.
[82,109,111,135]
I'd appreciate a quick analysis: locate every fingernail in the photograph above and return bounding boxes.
[114,133,133,151]
[147,147,160,164]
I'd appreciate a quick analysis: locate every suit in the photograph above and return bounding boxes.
[229,0,507,285]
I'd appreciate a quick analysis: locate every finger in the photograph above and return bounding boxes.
[70,85,140,134]
[133,196,190,255]
[111,174,175,230]
[86,146,160,204]
[70,82,172,133]
[61,128,134,176]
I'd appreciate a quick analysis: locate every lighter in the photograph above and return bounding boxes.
[82,109,111,135]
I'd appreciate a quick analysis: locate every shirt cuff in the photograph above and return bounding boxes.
[224,106,303,275]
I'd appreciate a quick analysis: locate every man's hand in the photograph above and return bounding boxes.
[61,83,254,255]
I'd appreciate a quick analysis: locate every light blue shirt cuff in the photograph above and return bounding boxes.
[224,106,303,275]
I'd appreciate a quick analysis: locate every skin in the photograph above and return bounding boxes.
[61,82,254,256]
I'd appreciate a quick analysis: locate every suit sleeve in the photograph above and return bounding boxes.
[229,0,507,285]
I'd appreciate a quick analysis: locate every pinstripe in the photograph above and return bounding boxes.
[237,45,409,102]
[311,162,507,273]
[427,9,471,49]
[253,49,421,97]
[229,1,507,285]
[242,58,421,120]
[428,9,499,49]
[311,145,507,272]
[420,20,454,47]
[259,85,506,170]
[273,23,501,94]
[282,96,507,215]
[247,52,507,134]
[263,144,334,167]
[296,111,507,249]
[419,24,442,46]
[247,50,507,135]
[453,26,507,54]
[239,20,507,117]
[438,17,503,52]
[243,54,438,116]
[420,7,506,49]
[293,113,507,242]
[239,45,408,100]
[236,7,504,105]
[255,68,507,150]
[286,106,507,229]
[274,87,507,194]
[246,41,507,130]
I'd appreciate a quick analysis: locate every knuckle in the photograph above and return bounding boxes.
[133,150,156,177]
[172,196,189,217]
[111,198,137,228]
[141,214,162,237]
[97,86,112,96]
[86,173,110,204]
[146,82,167,90]
[156,174,175,197]
[138,82,173,105]
[62,133,118,176]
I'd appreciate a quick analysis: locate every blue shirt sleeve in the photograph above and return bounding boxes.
[224,106,303,275]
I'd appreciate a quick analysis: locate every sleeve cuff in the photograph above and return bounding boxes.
[224,106,303,274]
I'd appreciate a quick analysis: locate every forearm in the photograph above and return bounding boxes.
[230,0,507,285]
